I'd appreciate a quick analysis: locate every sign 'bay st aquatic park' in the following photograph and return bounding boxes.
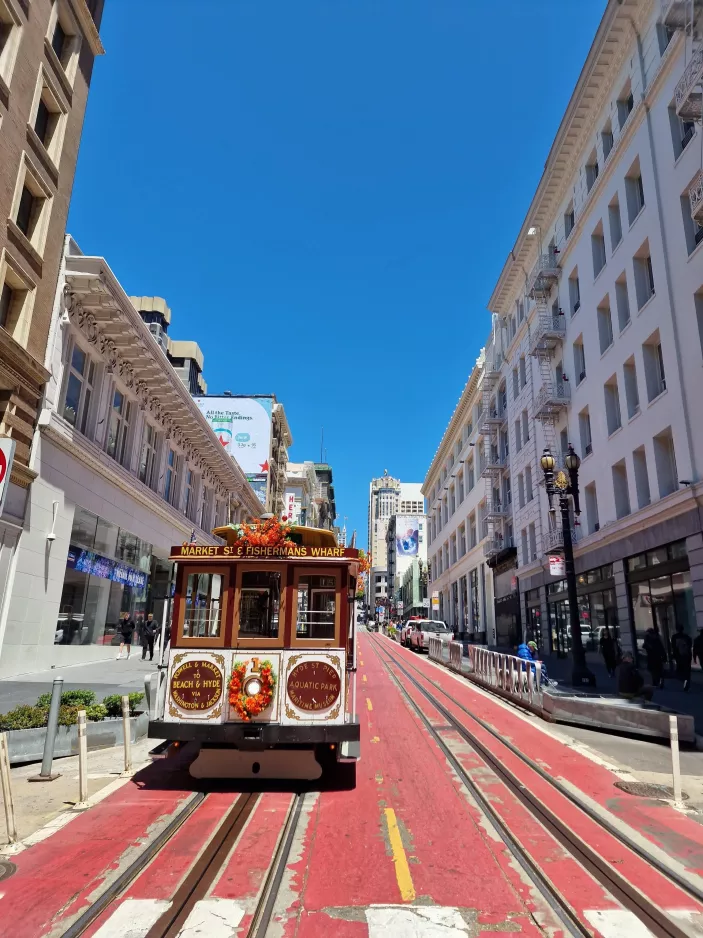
[172,544,360,560]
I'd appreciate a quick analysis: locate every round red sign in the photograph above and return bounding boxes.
[287,661,341,712]
[170,659,223,712]
[0,447,6,486]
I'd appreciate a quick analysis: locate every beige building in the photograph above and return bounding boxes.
[130,296,208,395]
[0,0,104,610]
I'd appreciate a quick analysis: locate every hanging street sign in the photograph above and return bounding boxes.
[549,555,566,577]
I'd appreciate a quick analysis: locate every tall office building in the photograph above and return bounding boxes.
[0,0,105,615]
[367,473,425,608]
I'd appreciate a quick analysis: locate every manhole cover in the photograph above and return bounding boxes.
[615,780,689,800]
[0,859,16,882]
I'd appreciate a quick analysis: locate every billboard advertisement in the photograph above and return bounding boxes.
[194,396,273,480]
[395,515,420,557]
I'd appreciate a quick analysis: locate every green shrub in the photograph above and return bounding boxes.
[102,692,144,717]
[0,705,49,731]
[57,705,79,727]
[36,689,97,709]
[85,704,107,722]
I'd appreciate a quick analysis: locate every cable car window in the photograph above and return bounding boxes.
[239,571,281,638]
[183,572,223,638]
[297,575,336,639]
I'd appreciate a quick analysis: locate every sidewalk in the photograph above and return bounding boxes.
[544,655,703,734]
[0,654,161,715]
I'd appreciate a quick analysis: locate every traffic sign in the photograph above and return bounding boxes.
[0,438,16,516]
[397,601,404,613]
[422,598,430,609]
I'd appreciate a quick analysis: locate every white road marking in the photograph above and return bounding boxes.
[92,899,172,937]
[366,905,470,936]
[176,899,245,936]
[584,909,656,937]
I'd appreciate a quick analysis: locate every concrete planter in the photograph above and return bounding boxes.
[6,711,149,765]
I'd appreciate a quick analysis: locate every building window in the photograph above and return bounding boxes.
[681,189,703,255]
[521,409,529,443]
[0,0,21,89]
[608,195,623,249]
[625,160,645,224]
[457,470,464,504]
[138,422,158,489]
[653,427,678,498]
[591,222,607,277]
[525,465,533,502]
[0,281,10,329]
[569,270,581,315]
[585,482,599,534]
[633,242,655,308]
[579,408,592,456]
[585,149,599,192]
[31,73,67,165]
[669,105,695,159]
[458,523,466,557]
[621,356,640,420]
[528,523,536,561]
[184,470,197,521]
[521,529,528,566]
[573,337,586,384]
[515,419,522,453]
[564,202,575,239]
[519,356,527,388]
[62,343,95,434]
[612,459,631,519]
[601,124,614,161]
[48,3,81,84]
[106,389,132,465]
[518,473,525,509]
[469,514,477,549]
[164,449,181,506]
[617,83,634,129]
[597,296,614,353]
[643,333,666,401]
[604,375,622,436]
[615,272,631,331]
[467,459,474,491]
[11,159,52,256]
[633,446,651,509]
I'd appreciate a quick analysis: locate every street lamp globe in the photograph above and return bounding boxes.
[564,446,581,472]
[540,448,555,473]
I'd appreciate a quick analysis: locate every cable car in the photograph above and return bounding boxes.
[147,520,361,782]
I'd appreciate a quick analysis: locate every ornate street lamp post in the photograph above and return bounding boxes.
[540,445,596,688]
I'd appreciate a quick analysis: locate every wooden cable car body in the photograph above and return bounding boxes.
[148,524,361,781]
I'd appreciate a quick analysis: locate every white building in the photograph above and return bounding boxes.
[284,461,318,527]
[426,0,703,661]
[0,238,262,677]
[367,472,401,605]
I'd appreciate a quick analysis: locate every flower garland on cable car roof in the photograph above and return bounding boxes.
[228,516,296,548]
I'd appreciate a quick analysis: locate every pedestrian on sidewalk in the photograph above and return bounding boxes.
[693,627,703,670]
[671,624,693,692]
[599,626,618,678]
[618,652,653,702]
[117,611,136,660]
[643,624,667,689]
[140,612,157,661]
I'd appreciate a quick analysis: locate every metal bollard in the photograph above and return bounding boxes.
[29,677,63,782]
[121,695,133,777]
[669,715,683,807]
[0,732,17,844]
[75,711,88,810]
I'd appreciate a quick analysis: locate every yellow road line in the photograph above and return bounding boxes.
[362,674,367,683]
[366,698,373,711]
[384,808,416,902]
[371,736,380,743]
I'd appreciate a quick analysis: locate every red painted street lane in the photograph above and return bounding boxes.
[375,633,703,876]
[3,630,703,937]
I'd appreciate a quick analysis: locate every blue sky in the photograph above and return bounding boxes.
[68,0,607,546]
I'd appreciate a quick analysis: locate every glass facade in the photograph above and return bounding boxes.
[627,540,695,663]
[524,588,542,645]
[547,564,618,658]
[56,507,153,646]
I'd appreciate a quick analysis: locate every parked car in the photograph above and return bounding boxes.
[399,622,414,647]
[409,620,453,652]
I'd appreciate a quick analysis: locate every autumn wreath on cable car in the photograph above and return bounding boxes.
[229,658,277,721]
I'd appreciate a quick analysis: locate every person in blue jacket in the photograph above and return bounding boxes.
[517,640,549,684]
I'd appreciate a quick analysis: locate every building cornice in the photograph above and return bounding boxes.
[43,413,221,544]
[488,0,653,316]
[67,0,105,55]
[63,260,262,519]
[0,328,51,391]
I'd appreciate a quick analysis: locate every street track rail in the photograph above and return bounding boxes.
[59,789,305,938]
[375,635,703,905]
[370,635,702,938]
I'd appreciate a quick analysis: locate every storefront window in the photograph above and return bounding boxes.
[183,572,223,638]
[470,568,480,633]
[56,508,151,646]
[239,571,281,638]
[626,540,693,660]
[525,589,541,645]
[296,575,336,639]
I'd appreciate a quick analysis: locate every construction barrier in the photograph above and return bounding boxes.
[448,641,463,672]
[466,645,543,704]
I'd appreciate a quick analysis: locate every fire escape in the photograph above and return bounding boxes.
[481,327,508,561]
[664,0,703,230]
[526,250,569,549]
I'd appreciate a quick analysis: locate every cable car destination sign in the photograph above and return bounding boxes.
[171,544,360,560]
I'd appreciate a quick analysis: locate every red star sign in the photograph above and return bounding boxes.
[259,460,269,472]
